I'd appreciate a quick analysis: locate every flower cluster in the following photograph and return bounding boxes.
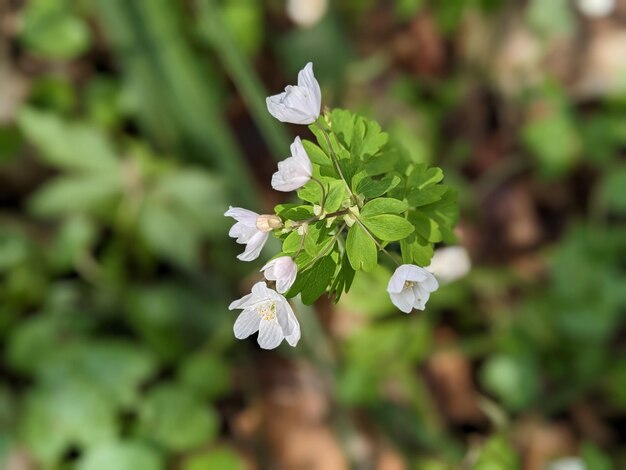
[226,62,461,349]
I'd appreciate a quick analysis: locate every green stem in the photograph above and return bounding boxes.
[299,224,347,272]
[311,176,328,213]
[314,120,356,203]
[353,216,401,266]
[292,208,350,227]
[292,229,307,258]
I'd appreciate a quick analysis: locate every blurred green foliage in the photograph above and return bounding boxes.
[2,0,626,468]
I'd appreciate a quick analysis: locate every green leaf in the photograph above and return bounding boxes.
[49,216,97,270]
[299,256,336,305]
[328,109,355,149]
[479,354,538,411]
[6,313,82,374]
[183,447,246,470]
[282,231,303,254]
[304,222,328,258]
[329,251,356,301]
[418,188,458,243]
[406,185,447,207]
[339,265,394,316]
[219,0,264,57]
[20,381,117,463]
[38,340,157,408]
[407,164,443,190]
[522,108,579,177]
[361,215,414,241]
[581,442,613,470]
[0,229,30,272]
[138,203,201,268]
[346,224,377,272]
[361,197,408,217]
[297,179,323,204]
[78,442,163,470]
[19,107,119,172]
[21,0,91,59]
[601,166,626,214]
[301,139,331,166]
[400,234,434,266]
[356,175,401,199]
[28,174,121,217]
[351,115,388,159]
[323,179,348,213]
[178,354,231,400]
[275,204,313,221]
[473,435,520,470]
[527,0,574,39]
[153,170,227,237]
[138,383,218,452]
[408,211,442,243]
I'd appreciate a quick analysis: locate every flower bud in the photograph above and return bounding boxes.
[256,214,283,232]
[261,256,298,294]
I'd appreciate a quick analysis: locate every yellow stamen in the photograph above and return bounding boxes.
[258,302,277,321]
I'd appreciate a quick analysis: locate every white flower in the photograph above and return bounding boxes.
[229,281,301,349]
[261,256,298,293]
[426,246,471,284]
[577,0,614,18]
[387,264,439,313]
[225,207,281,262]
[266,62,321,125]
[286,0,328,28]
[548,458,585,470]
[271,136,313,192]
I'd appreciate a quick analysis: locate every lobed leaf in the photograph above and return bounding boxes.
[346,224,377,272]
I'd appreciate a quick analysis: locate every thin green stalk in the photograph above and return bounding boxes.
[311,177,328,213]
[292,208,349,227]
[353,216,401,266]
[197,0,291,159]
[314,121,356,203]
[299,223,346,272]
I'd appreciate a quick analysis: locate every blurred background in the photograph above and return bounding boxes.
[1,0,626,468]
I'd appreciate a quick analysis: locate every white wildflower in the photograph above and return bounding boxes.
[548,457,586,470]
[261,256,298,293]
[225,207,281,262]
[266,62,321,125]
[426,246,471,284]
[577,0,614,18]
[229,281,301,349]
[286,0,328,28]
[271,136,313,192]
[387,264,439,313]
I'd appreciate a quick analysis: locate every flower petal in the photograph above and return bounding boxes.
[229,291,255,310]
[387,265,413,293]
[291,137,313,175]
[266,90,313,125]
[257,319,284,349]
[297,62,321,117]
[284,310,301,347]
[278,298,298,334]
[402,265,429,283]
[229,222,257,243]
[271,157,311,192]
[390,288,416,313]
[420,271,439,293]
[233,308,261,339]
[224,206,259,227]
[237,231,269,262]
[411,283,431,310]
